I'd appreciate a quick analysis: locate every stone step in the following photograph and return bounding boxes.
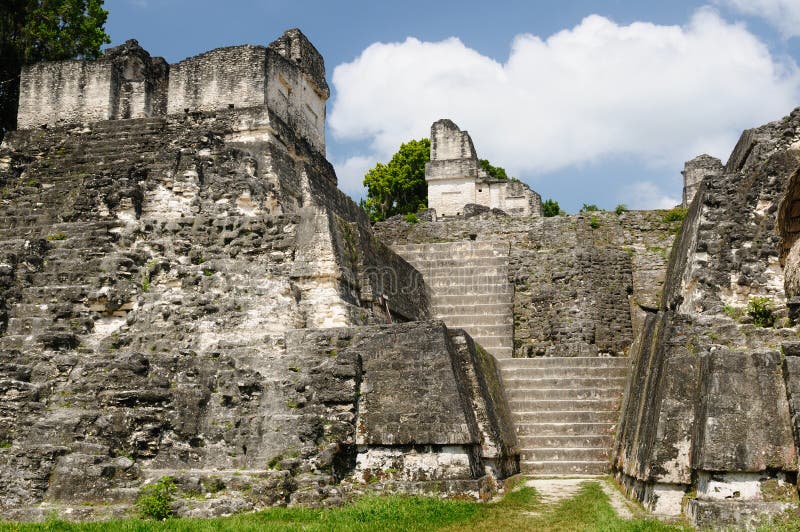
[409,256,509,268]
[436,314,513,327]
[506,387,623,401]
[432,294,512,305]
[432,284,514,296]
[508,398,621,412]
[502,377,627,389]
[424,271,508,282]
[512,411,620,423]
[450,324,511,336]
[472,335,513,348]
[501,367,628,379]
[394,242,509,254]
[433,302,512,315]
[485,347,513,358]
[498,357,629,369]
[514,422,617,436]
[520,460,609,476]
[521,447,610,462]
[517,435,614,448]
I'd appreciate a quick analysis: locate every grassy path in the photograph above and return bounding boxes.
[0,479,692,532]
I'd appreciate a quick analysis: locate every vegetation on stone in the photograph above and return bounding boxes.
[0,0,110,139]
[661,206,687,223]
[478,158,508,180]
[580,203,600,212]
[615,204,628,215]
[136,477,176,520]
[747,296,776,327]
[541,198,562,217]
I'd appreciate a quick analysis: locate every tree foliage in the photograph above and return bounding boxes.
[542,198,562,217]
[0,0,110,139]
[478,158,508,180]
[363,138,430,221]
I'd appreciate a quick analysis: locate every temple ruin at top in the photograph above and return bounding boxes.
[17,29,328,153]
[425,119,542,219]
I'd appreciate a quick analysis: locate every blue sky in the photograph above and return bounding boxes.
[105,0,800,212]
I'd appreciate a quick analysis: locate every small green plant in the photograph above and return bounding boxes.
[0,440,11,448]
[191,256,206,265]
[580,203,600,212]
[404,213,419,224]
[723,304,744,320]
[589,215,600,229]
[662,207,688,223]
[614,204,628,215]
[141,276,150,292]
[46,232,67,241]
[203,268,215,277]
[747,297,775,328]
[136,476,176,520]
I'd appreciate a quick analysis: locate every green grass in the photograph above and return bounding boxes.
[0,481,693,532]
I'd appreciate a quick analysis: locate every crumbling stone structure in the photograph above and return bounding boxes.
[425,120,542,219]
[8,24,800,530]
[681,154,723,208]
[614,112,800,528]
[18,29,326,153]
[0,30,518,520]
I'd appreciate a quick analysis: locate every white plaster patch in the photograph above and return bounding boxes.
[645,483,686,515]
[697,471,763,501]
[92,316,127,339]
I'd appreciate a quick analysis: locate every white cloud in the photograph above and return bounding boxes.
[330,154,374,199]
[620,181,681,210]
[329,10,800,204]
[716,0,800,38]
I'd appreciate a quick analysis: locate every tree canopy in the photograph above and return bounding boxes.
[363,138,431,222]
[479,159,508,180]
[0,0,110,139]
[542,198,562,217]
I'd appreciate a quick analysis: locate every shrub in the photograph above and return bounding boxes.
[580,204,600,212]
[542,199,561,217]
[662,207,688,223]
[404,213,419,224]
[46,232,66,241]
[747,297,775,328]
[614,204,628,215]
[136,477,176,520]
[589,215,600,229]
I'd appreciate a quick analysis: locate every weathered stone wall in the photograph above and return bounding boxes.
[18,60,117,129]
[17,30,327,153]
[375,211,679,358]
[167,46,268,115]
[614,108,800,525]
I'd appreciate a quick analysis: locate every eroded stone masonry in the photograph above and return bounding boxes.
[3,28,800,529]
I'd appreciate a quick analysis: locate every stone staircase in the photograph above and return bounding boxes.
[499,357,629,476]
[393,241,513,358]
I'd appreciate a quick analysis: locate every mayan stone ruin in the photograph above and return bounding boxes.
[2,28,800,528]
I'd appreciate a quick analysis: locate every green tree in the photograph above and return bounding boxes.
[580,203,600,212]
[478,159,508,180]
[0,0,110,140]
[363,138,431,221]
[542,198,562,217]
